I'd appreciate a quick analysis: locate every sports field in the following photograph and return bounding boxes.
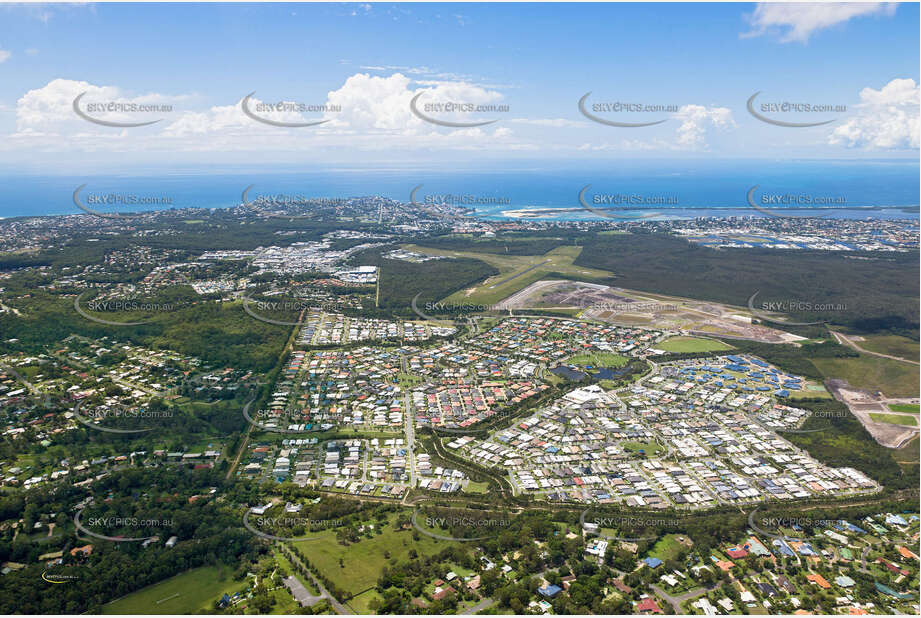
[402,244,613,306]
[787,386,833,400]
[100,566,242,614]
[657,336,733,353]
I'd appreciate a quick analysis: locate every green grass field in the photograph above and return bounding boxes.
[810,354,919,398]
[349,589,383,614]
[856,335,920,362]
[464,481,490,494]
[869,413,918,427]
[566,352,629,368]
[268,587,302,615]
[648,534,686,562]
[292,514,454,596]
[894,436,919,472]
[788,384,833,400]
[275,549,319,595]
[622,440,664,456]
[657,336,733,353]
[889,403,920,414]
[402,244,614,306]
[100,566,243,614]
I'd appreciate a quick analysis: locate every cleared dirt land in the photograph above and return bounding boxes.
[492,278,804,344]
[826,379,920,449]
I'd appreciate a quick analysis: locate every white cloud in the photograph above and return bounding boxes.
[16,78,189,131]
[350,3,372,17]
[829,78,920,149]
[0,48,10,63]
[6,74,519,156]
[325,72,504,132]
[743,2,897,43]
[511,118,587,128]
[577,139,668,152]
[575,105,734,152]
[673,104,734,149]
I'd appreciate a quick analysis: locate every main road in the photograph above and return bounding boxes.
[401,352,418,490]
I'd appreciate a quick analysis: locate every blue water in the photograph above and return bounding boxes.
[1,159,917,220]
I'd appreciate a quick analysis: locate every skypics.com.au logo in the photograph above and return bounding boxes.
[578,92,677,127]
[74,509,172,543]
[410,92,509,128]
[242,400,315,435]
[747,92,844,128]
[578,185,671,220]
[74,292,177,327]
[746,185,846,219]
[241,92,339,127]
[747,290,847,326]
[241,296,313,327]
[72,401,172,434]
[410,294,488,324]
[771,408,851,435]
[411,510,512,542]
[409,185,511,208]
[242,510,342,542]
[580,510,684,542]
[72,93,174,128]
[747,507,834,542]
[241,184,350,220]
[590,301,678,313]
[73,185,173,220]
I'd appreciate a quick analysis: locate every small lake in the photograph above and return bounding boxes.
[550,366,588,381]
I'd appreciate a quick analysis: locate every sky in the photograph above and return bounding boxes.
[0,1,918,173]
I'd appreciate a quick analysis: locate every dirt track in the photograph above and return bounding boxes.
[830,330,919,366]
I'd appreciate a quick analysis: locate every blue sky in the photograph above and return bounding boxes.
[0,2,918,172]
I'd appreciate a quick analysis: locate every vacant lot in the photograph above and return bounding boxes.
[622,440,664,457]
[811,354,919,398]
[648,534,688,562]
[857,334,919,361]
[349,589,384,614]
[101,566,241,614]
[869,413,918,427]
[658,336,733,353]
[890,403,920,414]
[292,515,452,596]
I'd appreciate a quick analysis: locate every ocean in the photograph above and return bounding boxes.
[1,159,918,221]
